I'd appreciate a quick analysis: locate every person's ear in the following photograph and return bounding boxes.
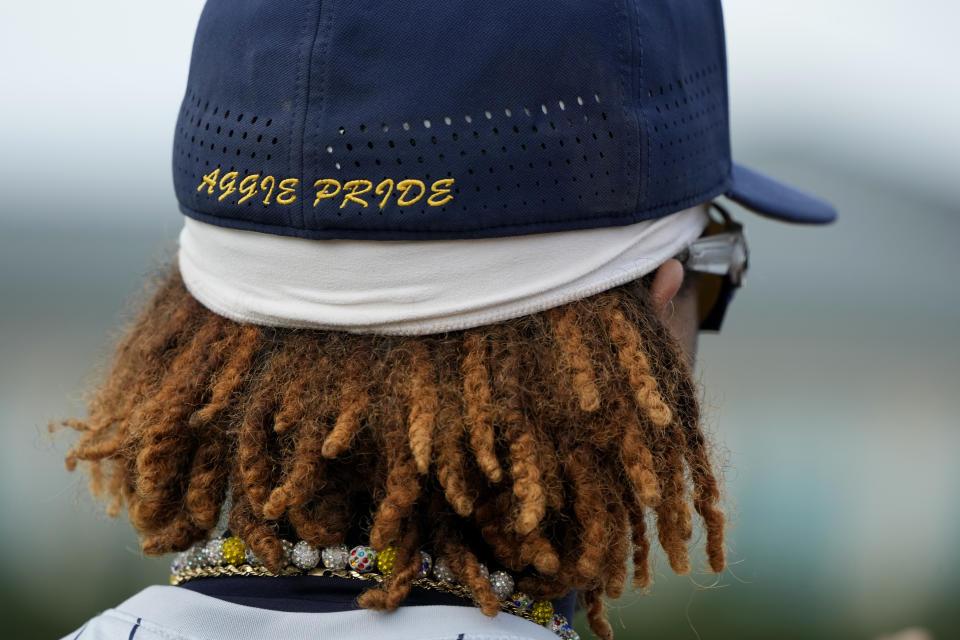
[648,258,685,316]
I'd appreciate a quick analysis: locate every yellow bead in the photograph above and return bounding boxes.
[222,536,246,565]
[377,546,398,575]
[531,600,554,626]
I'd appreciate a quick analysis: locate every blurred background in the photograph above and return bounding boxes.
[1,1,957,638]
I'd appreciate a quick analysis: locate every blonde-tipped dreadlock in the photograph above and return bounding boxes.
[60,264,725,639]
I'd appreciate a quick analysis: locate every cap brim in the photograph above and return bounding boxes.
[726,163,837,224]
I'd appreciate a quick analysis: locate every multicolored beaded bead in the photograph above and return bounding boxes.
[510,591,533,609]
[549,614,567,634]
[348,545,377,573]
[418,551,433,577]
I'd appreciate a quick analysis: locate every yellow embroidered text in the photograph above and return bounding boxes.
[314,178,455,209]
[197,171,454,210]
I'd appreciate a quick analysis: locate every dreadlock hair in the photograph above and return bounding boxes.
[60,263,725,640]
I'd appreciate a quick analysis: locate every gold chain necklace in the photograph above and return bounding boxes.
[170,535,579,640]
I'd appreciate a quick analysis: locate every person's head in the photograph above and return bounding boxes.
[61,0,835,637]
[62,258,722,639]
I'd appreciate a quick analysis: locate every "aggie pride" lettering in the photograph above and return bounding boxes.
[198,169,455,210]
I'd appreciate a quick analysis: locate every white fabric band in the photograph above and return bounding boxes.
[178,204,709,335]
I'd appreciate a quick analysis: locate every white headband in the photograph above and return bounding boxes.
[178,204,709,335]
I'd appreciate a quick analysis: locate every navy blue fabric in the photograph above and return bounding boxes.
[127,617,142,640]
[172,0,834,240]
[173,0,322,233]
[179,576,577,623]
[727,164,837,224]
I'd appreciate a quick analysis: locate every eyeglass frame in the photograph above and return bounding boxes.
[672,202,749,332]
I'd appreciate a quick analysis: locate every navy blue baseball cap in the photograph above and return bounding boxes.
[173,0,836,242]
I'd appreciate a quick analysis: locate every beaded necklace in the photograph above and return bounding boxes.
[170,535,580,640]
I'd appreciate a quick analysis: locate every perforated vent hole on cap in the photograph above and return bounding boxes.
[317,91,620,222]
[175,90,285,196]
[643,63,727,200]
